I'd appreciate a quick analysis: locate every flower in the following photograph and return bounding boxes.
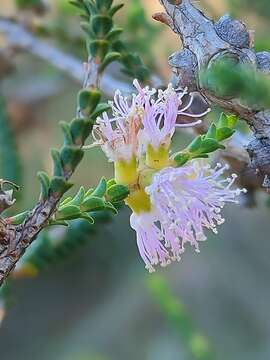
[130,162,246,272]
[92,80,209,164]
[92,79,243,272]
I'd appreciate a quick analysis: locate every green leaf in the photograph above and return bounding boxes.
[105,201,118,214]
[91,15,113,36]
[205,123,217,139]
[70,118,93,145]
[105,27,123,42]
[37,171,50,200]
[88,39,109,60]
[226,114,238,129]
[50,177,73,195]
[99,52,121,72]
[77,88,101,115]
[107,184,129,202]
[8,210,29,225]
[109,3,124,17]
[91,177,107,197]
[60,146,84,172]
[187,136,202,153]
[60,121,73,145]
[200,139,225,153]
[69,186,85,206]
[81,196,105,212]
[51,149,63,177]
[217,113,229,128]
[91,103,111,119]
[173,153,190,167]
[79,213,94,224]
[57,205,81,220]
[216,127,235,141]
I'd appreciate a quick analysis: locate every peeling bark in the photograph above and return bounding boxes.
[159,0,270,188]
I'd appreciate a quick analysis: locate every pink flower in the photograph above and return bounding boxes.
[92,80,209,161]
[130,162,246,272]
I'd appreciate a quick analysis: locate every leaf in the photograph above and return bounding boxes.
[173,153,190,167]
[81,196,105,212]
[91,177,107,197]
[187,136,202,153]
[107,184,129,202]
[57,205,81,220]
[216,127,235,141]
[91,103,111,119]
[37,171,50,200]
[99,52,121,72]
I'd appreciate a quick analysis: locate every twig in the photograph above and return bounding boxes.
[157,0,270,189]
[0,18,131,96]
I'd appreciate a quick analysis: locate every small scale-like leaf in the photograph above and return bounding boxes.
[105,201,118,214]
[60,121,73,145]
[69,186,85,206]
[8,211,29,225]
[81,196,105,212]
[99,52,121,72]
[57,205,81,220]
[51,149,63,177]
[109,3,124,17]
[91,177,107,197]
[200,139,224,153]
[187,136,202,153]
[37,171,50,200]
[205,123,217,139]
[50,177,73,195]
[173,153,190,167]
[107,184,129,202]
[216,127,235,141]
[91,103,111,119]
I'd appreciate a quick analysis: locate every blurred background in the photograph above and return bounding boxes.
[0,0,270,359]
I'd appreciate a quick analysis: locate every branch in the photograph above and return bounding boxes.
[158,0,270,189]
[0,18,131,96]
[0,1,126,286]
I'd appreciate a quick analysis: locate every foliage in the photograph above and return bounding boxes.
[173,113,238,167]
[147,275,215,360]
[201,57,270,109]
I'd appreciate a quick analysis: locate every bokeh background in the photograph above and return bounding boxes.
[0,1,270,359]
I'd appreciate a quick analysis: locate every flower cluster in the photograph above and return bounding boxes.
[93,81,245,272]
